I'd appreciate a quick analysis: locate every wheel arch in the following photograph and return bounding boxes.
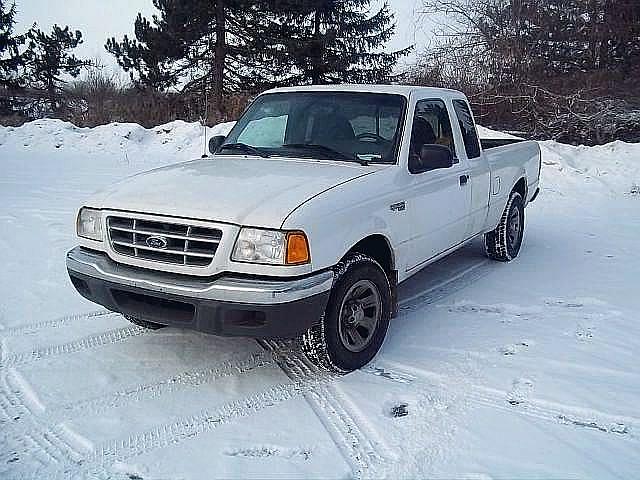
[343,234,395,274]
[512,176,528,202]
[484,173,528,235]
[342,234,398,317]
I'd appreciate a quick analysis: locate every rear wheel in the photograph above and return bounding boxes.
[123,314,166,330]
[302,253,391,373]
[484,191,525,262]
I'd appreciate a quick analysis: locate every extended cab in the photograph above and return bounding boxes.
[67,85,541,372]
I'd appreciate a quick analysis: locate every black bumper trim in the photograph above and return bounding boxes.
[68,270,330,339]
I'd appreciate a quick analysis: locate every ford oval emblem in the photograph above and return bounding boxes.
[146,235,168,249]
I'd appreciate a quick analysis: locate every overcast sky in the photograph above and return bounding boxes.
[13,0,441,72]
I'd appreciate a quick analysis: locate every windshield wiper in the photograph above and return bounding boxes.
[283,143,361,163]
[219,142,270,158]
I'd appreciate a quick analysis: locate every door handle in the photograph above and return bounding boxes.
[459,174,470,186]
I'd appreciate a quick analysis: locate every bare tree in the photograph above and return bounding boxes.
[409,0,640,144]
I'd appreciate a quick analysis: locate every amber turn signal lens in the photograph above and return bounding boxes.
[286,232,310,265]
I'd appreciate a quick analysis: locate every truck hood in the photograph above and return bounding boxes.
[87,156,378,227]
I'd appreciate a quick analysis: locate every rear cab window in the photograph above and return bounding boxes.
[453,100,481,159]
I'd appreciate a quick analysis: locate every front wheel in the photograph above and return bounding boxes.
[484,191,525,262]
[302,253,392,373]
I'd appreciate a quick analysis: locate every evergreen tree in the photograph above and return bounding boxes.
[105,0,285,110]
[274,0,411,84]
[24,24,91,111]
[106,0,410,113]
[105,2,207,92]
[0,0,26,89]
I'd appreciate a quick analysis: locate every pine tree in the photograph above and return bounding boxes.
[0,0,26,89]
[105,2,207,92]
[24,25,91,111]
[106,0,410,114]
[274,0,411,85]
[105,0,286,110]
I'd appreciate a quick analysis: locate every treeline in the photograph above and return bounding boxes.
[407,0,640,144]
[1,0,639,144]
[0,0,409,127]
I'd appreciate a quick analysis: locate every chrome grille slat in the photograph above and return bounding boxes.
[132,219,138,257]
[107,216,222,268]
[184,226,191,266]
[107,226,221,244]
[111,240,216,258]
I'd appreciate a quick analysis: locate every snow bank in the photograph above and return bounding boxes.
[540,140,640,197]
[209,120,236,137]
[1,118,637,196]
[0,119,235,166]
[476,125,639,197]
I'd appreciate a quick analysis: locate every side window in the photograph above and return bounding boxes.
[453,100,481,159]
[408,99,457,174]
[410,99,456,159]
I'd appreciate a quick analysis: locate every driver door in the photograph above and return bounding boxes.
[406,98,472,272]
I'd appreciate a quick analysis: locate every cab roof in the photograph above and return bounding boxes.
[261,84,466,100]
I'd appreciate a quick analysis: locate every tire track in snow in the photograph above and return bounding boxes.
[366,361,638,439]
[51,349,273,419]
[0,369,85,471]
[390,263,638,440]
[1,255,493,474]
[88,346,330,464]
[240,256,492,477]
[399,259,492,311]
[1,345,277,477]
[470,384,636,437]
[259,339,395,479]
[0,325,148,368]
[0,310,115,338]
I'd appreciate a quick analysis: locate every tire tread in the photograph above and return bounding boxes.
[484,191,523,262]
[302,253,390,373]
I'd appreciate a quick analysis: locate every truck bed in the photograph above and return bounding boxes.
[483,139,541,230]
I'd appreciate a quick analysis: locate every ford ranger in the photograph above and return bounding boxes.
[67,85,541,372]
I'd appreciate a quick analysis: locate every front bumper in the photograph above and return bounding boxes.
[66,247,333,338]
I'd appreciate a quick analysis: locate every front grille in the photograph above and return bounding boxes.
[107,216,222,267]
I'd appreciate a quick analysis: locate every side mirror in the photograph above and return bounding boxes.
[410,144,454,173]
[209,135,226,154]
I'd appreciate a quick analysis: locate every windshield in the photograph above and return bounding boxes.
[220,91,407,164]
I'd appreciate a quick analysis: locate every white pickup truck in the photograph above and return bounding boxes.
[67,85,541,372]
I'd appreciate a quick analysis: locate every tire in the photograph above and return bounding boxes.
[484,191,525,262]
[123,314,166,330]
[302,253,392,373]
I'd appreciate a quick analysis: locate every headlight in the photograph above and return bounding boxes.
[76,208,103,241]
[232,228,310,265]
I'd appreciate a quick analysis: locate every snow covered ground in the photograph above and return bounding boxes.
[1,119,639,479]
